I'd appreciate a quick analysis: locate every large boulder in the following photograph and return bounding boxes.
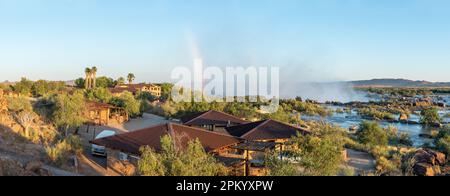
[411,149,447,176]
[414,149,446,166]
[426,150,446,165]
[399,114,409,121]
[413,163,441,176]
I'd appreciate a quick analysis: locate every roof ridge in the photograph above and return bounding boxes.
[172,123,243,140]
[269,119,310,133]
[183,110,211,125]
[240,119,270,138]
[210,110,248,122]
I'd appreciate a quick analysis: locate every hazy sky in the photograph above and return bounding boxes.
[1,0,450,83]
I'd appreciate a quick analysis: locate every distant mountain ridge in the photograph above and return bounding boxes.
[349,79,450,88]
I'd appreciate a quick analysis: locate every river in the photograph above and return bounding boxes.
[300,99,450,147]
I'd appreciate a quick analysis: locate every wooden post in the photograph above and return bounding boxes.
[245,149,250,177]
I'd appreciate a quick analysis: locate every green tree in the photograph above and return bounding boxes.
[136,91,157,102]
[357,121,389,146]
[116,77,126,85]
[420,107,442,126]
[31,80,66,97]
[6,96,35,138]
[264,151,297,176]
[52,91,87,136]
[74,78,85,88]
[31,80,49,97]
[159,83,174,101]
[138,135,227,176]
[290,134,344,176]
[12,77,33,96]
[86,87,113,103]
[95,76,115,88]
[110,91,141,117]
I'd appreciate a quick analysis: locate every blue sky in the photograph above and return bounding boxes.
[1,0,450,83]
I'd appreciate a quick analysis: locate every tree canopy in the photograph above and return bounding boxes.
[52,91,87,135]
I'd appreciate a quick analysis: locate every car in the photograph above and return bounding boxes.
[91,130,116,156]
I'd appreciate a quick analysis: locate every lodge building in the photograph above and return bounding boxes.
[181,110,248,134]
[110,83,162,97]
[91,110,310,176]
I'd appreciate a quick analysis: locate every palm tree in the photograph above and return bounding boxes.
[91,66,98,88]
[84,67,91,89]
[127,73,135,84]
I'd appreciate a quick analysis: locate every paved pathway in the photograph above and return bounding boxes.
[345,149,376,175]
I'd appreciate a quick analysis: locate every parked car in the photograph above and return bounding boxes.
[91,130,116,156]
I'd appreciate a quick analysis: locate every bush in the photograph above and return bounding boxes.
[290,134,344,176]
[436,135,450,156]
[371,146,402,176]
[138,135,227,176]
[45,135,82,166]
[264,151,296,176]
[420,107,442,125]
[7,96,32,112]
[385,126,413,146]
[357,121,388,147]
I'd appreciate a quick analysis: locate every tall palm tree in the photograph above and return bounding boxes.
[127,73,135,84]
[91,66,98,88]
[84,67,91,89]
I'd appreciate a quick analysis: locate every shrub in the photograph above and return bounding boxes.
[264,151,297,176]
[7,96,33,112]
[45,135,82,166]
[357,121,389,147]
[420,107,442,125]
[436,135,450,156]
[290,134,344,176]
[138,135,227,176]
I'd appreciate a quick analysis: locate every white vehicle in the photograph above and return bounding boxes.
[91,130,116,156]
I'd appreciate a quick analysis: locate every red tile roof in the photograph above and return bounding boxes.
[226,119,309,141]
[91,123,243,155]
[181,110,248,126]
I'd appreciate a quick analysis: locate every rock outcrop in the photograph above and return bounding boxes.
[412,149,447,176]
[399,114,409,121]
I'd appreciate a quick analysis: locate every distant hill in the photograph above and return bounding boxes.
[349,79,450,88]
